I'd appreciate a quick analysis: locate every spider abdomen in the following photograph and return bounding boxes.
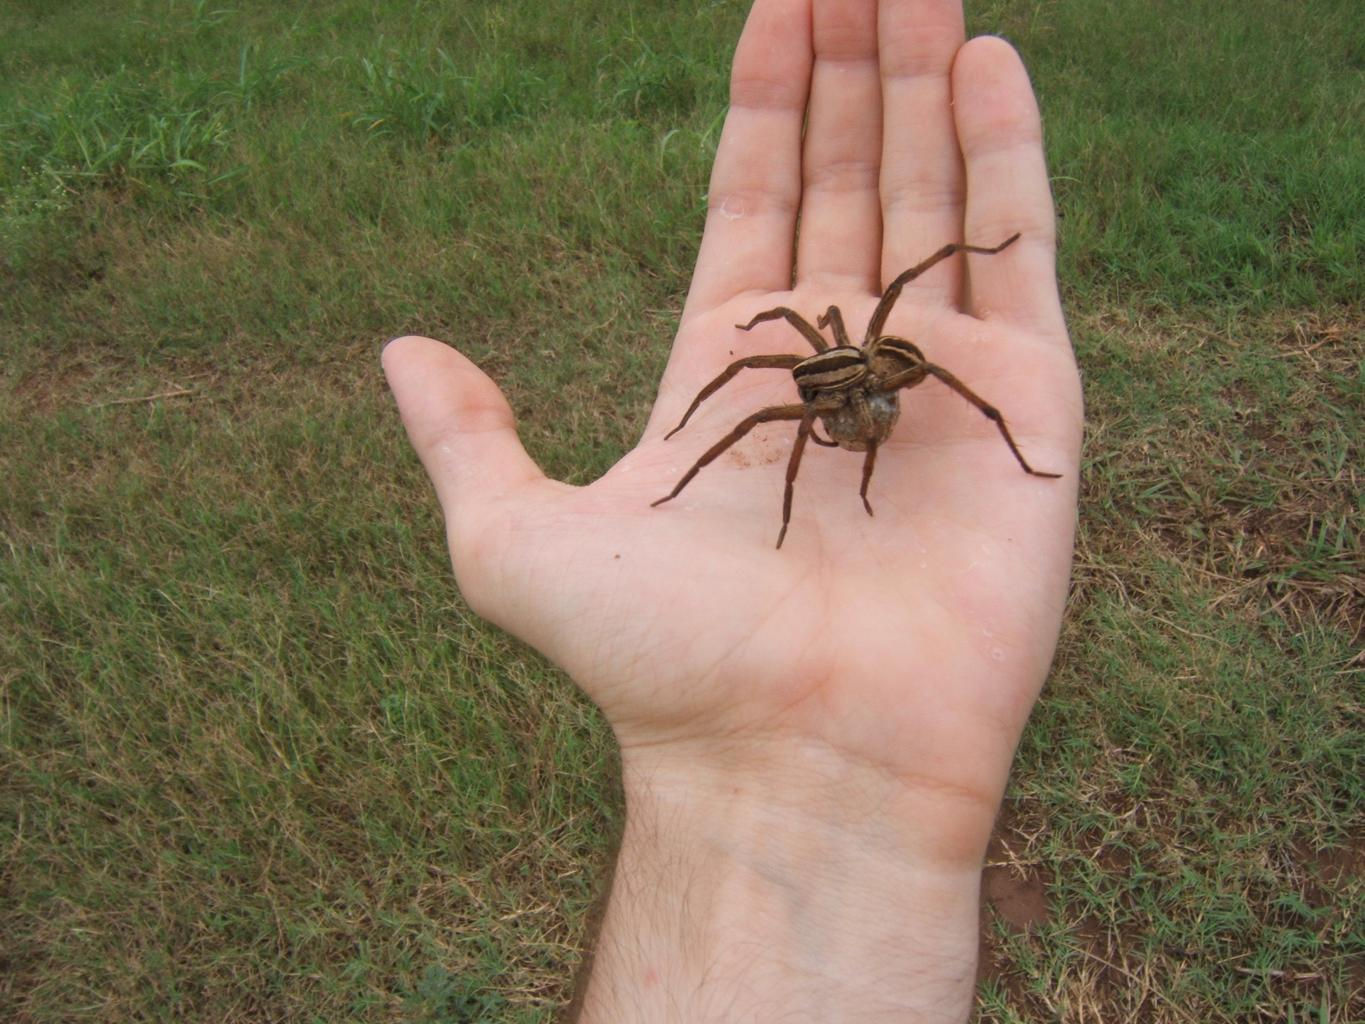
[818,389,901,451]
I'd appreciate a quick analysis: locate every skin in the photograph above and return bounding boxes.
[383,1,1083,1019]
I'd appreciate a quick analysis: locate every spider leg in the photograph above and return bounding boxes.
[652,403,809,510]
[664,354,803,439]
[736,307,829,353]
[913,363,1062,478]
[815,305,853,347]
[776,409,818,549]
[859,440,878,516]
[863,234,1021,344]
[810,422,839,447]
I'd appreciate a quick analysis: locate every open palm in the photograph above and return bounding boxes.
[384,0,1082,864]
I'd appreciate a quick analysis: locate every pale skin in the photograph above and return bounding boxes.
[383,0,1082,1020]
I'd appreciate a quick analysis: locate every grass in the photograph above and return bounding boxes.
[2,0,1361,1021]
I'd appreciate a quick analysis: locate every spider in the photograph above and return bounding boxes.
[651,233,1061,548]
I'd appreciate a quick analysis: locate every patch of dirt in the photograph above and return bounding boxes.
[982,863,1050,934]
[977,812,1052,1000]
[1296,835,1365,918]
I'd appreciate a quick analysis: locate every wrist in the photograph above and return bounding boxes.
[576,737,993,1023]
[622,729,1006,871]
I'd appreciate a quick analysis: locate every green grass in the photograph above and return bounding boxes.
[2,0,1362,1021]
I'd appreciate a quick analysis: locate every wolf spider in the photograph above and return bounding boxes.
[652,233,1060,548]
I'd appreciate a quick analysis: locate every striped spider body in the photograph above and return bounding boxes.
[792,337,930,451]
[652,234,1060,548]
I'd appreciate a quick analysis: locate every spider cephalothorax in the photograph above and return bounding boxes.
[652,233,1061,548]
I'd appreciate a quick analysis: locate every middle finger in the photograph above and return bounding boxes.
[794,0,884,293]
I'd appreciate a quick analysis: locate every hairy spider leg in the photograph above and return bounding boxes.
[652,404,809,510]
[809,425,840,448]
[797,307,846,450]
[663,354,804,440]
[735,307,830,353]
[815,305,853,347]
[863,233,1022,344]
[859,441,878,516]
[881,359,1061,479]
[776,409,818,549]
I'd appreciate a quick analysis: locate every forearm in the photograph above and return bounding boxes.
[573,742,990,1023]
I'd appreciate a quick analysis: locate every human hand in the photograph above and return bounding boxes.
[384,1,1080,1017]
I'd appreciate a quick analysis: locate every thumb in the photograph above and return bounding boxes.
[381,333,546,538]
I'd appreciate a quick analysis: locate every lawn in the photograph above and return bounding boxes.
[2,0,1361,1021]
